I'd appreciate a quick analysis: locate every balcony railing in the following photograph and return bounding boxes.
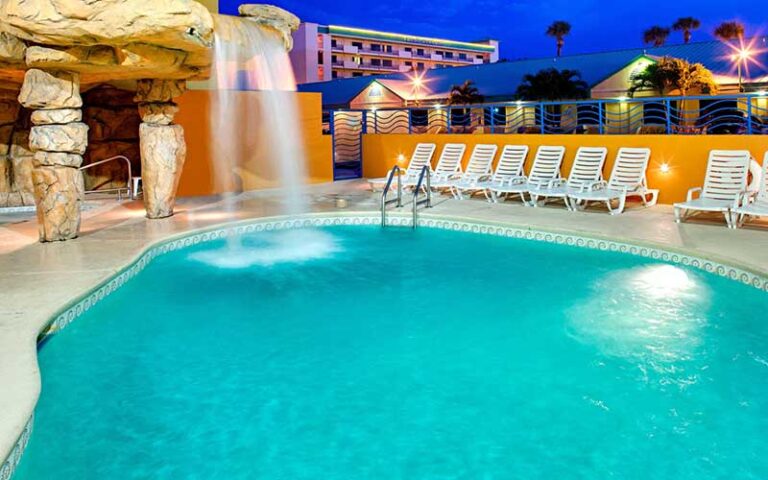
[327,94,768,136]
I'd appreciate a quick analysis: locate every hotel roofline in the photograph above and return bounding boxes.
[317,25,498,53]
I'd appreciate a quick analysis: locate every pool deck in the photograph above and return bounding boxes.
[2,179,768,471]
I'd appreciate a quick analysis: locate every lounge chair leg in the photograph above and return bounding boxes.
[612,195,626,216]
[674,207,683,224]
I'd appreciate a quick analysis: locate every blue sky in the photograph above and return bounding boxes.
[219,0,764,59]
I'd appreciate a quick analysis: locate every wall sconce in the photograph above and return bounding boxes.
[659,162,671,174]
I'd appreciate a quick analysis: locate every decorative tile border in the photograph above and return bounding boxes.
[4,212,768,479]
[0,419,31,480]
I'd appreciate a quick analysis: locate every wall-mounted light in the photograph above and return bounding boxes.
[660,162,670,173]
[434,103,442,110]
[617,96,629,103]
[397,154,406,163]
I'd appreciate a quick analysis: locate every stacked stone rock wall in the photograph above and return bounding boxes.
[82,85,141,192]
[135,79,187,219]
[0,88,34,207]
[19,69,87,241]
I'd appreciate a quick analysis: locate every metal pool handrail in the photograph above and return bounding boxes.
[79,155,133,200]
[380,165,403,226]
[412,165,432,229]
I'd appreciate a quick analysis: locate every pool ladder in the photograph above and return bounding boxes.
[380,165,432,228]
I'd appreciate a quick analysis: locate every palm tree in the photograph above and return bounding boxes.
[672,17,701,44]
[628,57,718,97]
[714,21,745,43]
[447,80,484,105]
[515,68,589,101]
[546,21,571,57]
[643,26,671,47]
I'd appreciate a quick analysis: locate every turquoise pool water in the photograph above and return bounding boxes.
[14,226,768,479]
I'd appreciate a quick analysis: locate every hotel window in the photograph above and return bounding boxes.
[353,56,362,65]
[331,39,337,48]
[444,52,453,59]
[404,61,413,67]
[352,41,363,49]
[435,50,443,56]
[405,47,412,53]
[459,53,467,60]
[352,72,363,77]
[416,62,425,70]
[416,48,425,56]
[382,59,393,67]
[331,55,338,64]
[371,44,382,52]
[371,58,381,66]
[317,52,324,64]
[476,54,483,59]
[332,71,338,78]
[385,45,393,53]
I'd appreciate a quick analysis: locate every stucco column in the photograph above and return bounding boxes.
[134,79,187,219]
[18,69,87,242]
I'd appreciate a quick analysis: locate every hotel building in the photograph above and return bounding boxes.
[290,23,499,84]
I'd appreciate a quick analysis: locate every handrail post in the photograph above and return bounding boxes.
[746,96,753,135]
[597,101,603,135]
[490,106,496,133]
[373,110,379,134]
[446,107,452,132]
[665,99,672,134]
[539,103,545,134]
[397,171,403,207]
[408,109,413,134]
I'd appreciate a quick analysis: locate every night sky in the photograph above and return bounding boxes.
[219,0,765,59]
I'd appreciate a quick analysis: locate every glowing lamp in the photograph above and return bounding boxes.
[660,162,670,174]
[738,48,752,61]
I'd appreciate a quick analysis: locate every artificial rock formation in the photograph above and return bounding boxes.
[136,79,186,218]
[238,5,300,51]
[0,2,302,242]
[19,68,87,241]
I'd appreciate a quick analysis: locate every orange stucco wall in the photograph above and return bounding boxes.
[363,134,768,204]
[175,90,333,197]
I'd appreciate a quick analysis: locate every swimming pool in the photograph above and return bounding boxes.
[12,223,768,479]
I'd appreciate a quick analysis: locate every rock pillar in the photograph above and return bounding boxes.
[18,69,87,242]
[134,79,186,219]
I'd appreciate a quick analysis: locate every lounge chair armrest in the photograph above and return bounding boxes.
[582,180,607,192]
[686,187,702,202]
[503,176,527,186]
[735,190,756,208]
[548,178,567,188]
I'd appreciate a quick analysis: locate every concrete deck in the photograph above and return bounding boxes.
[2,180,768,471]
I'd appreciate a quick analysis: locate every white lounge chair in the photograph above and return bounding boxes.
[429,143,467,191]
[368,143,436,190]
[674,150,752,228]
[489,146,566,205]
[568,148,656,215]
[528,147,607,209]
[448,144,499,199]
[734,152,768,227]
[477,145,530,202]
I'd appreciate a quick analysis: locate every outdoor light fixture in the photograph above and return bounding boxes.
[434,103,442,110]
[730,45,755,93]
[397,154,406,162]
[660,162,670,174]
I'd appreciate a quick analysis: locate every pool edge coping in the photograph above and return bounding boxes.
[3,210,768,479]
